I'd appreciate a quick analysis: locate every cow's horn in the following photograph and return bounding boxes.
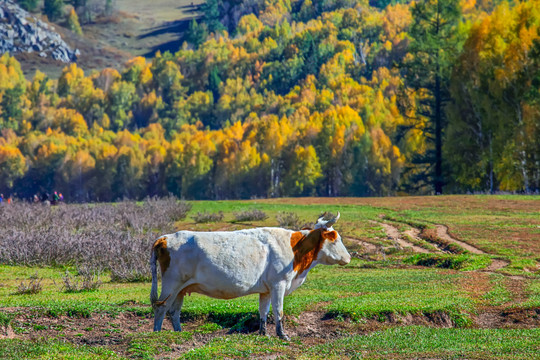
[316,212,328,225]
[325,212,340,228]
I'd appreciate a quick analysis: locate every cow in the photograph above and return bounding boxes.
[149,212,350,340]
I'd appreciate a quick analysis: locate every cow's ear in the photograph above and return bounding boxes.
[301,227,312,231]
[322,230,338,241]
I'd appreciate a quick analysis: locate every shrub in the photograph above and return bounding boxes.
[57,270,102,293]
[276,212,303,230]
[192,211,224,223]
[14,272,43,295]
[43,0,64,21]
[16,0,39,12]
[233,209,268,222]
[0,197,190,282]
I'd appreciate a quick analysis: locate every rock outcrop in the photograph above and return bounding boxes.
[0,0,79,62]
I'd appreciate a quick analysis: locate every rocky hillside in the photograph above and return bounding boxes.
[0,0,78,63]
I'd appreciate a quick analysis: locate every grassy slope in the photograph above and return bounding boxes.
[18,0,203,79]
[0,195,539,359]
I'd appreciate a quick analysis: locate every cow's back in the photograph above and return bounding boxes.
[163,228,294,298]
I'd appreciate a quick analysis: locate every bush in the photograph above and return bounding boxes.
[192,211,224,223]
[276,212,304,230]
[58,269,102,292]
[43,0,64,21]
[0,197,191,281]
[14,272,43,295]
[233,209,268,222]
[16,0,39,12]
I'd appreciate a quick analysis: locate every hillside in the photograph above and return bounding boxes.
[5,0,202,78]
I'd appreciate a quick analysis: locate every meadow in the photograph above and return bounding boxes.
[0,195,538,359]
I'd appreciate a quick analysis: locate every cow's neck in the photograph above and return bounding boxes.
[287,261,318,295]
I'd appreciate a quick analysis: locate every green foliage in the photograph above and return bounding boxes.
[200,0,224,33]
[43,0,64,22]
[16,0,38,12]
[186,19,209,49]
[401,0,464,194]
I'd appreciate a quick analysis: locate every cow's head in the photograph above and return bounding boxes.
[313,212,351,266]
[290,212,351,275]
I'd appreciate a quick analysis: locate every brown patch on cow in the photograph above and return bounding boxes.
[153,236,171,274]
[322,230,338,241]
[291,229,337,276]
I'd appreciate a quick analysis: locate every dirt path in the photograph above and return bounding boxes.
[376,222,430,253]
[435,225,485,254]
[370,221,512,273]
[343,237,378,253]
[434,225,510,272]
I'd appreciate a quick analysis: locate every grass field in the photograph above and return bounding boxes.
[0,195,539,359]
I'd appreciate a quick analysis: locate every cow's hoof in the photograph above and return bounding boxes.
[278,333,291,341]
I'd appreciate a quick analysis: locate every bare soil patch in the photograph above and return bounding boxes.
[459,272,493,300]
[3,307,539,349]
[475,308,540,329]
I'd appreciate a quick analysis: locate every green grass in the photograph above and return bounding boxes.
[2,327,538,359]
[1,261,496,324]
[304,326,540,360]
[180,334,289,359]
[0,339,122,360]
[127,331,194,359]
[403,253,491,271]
[482,274,513,306]
[0,196,538,359]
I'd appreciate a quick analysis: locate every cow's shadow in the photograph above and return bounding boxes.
[180,310,261,334]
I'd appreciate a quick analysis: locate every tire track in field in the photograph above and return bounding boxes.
[343,236,378,254]
[375,221,512,274]
[435,224,510,272]
[372,221,431,254]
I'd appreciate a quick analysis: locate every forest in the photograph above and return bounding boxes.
[0,0,539,201]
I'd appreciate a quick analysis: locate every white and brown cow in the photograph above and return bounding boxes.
[149,213,350,340]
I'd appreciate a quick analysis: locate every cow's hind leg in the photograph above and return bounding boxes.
[168,294,184,332]
[270,283,290,341]
[258,293,271,335]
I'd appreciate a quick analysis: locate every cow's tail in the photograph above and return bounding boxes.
[150,244,159,307]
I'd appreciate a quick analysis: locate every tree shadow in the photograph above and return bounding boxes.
[138,13,201,57]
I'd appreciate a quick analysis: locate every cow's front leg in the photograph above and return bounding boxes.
[258,293,271,335]
[270,283,290,341]
[168,294,184,332]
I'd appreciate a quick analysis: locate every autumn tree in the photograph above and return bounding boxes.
[67,8,83,36]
